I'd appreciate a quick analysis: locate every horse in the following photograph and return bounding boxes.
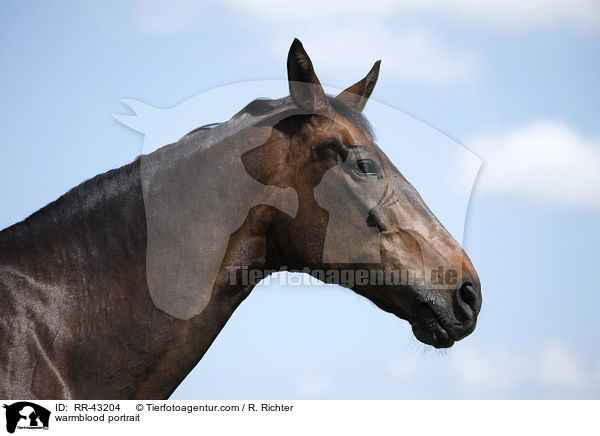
[0,39,481,399]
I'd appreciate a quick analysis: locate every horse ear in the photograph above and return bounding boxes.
[287,38,332,115]
[336,60,381,112]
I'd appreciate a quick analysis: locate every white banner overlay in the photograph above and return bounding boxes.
[0,400,595,436]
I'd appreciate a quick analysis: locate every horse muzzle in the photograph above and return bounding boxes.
[410,277,482,348]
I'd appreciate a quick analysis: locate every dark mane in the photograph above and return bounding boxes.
[0,158,142,244]
[181,122,221,138]
[236,96,375,139]
[328,97,375,139]
[182,95,375,140]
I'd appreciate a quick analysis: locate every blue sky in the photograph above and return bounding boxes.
[1,0,599,398]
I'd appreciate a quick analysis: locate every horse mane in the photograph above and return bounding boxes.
[234,95,375,139]
[180,95,375,143]
[0,158,142,244]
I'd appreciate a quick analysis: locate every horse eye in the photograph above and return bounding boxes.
[355,159,378,176]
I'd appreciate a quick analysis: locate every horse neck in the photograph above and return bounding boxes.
[121,144,273,398]
[0,139,270,399]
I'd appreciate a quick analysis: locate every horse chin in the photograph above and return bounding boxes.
[353,286,459,348]
[411,320,455,349]
[410,302,456,349]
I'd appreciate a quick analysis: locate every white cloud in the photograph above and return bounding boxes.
[386,353,419,384]
[426,0,600,33]
[449,341,597,397]
[136,0,600,34]
[296,374,332,398]
[265,26,481,85]
[538,341,584,389]
[594,361,600,384]
[231,0,600,33]
[133,0,209,34]
[132,1,600,85]
[451,344,531,396]
[463,121,600,209]
[132,1,482,84]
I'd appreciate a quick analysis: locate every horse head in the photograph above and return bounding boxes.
[241,39,481,348]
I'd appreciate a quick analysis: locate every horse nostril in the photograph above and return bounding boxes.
[460,283,476,309]
[454,281,481,321]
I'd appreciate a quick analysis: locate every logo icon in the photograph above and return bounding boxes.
[3,402,50,433]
